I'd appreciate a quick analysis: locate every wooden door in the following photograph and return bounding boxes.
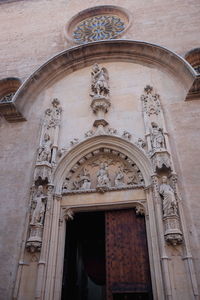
[105,209,152,300]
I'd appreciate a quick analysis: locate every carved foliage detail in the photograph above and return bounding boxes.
[141,85,161,116]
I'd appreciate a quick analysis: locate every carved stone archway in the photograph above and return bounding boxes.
[39,135,165,300]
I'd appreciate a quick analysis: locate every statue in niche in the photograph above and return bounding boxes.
[159,176,178,217]
[97,162,110,187]
[37,133,52,163]
[114,167,125,187]
[30,185,47,225]
[79,168,91,190]
[91,63,109,98]
[151,122,165,150]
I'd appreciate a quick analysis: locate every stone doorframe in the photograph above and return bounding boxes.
[41,136,166,300]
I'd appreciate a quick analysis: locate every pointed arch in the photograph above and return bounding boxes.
[53,135,152,193]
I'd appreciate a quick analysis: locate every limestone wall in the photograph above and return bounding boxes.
[0,0,200,80]
[0,1,200,299]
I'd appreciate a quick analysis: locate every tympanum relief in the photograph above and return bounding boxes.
[62,150,144,194]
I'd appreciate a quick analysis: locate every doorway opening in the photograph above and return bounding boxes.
[61,209,153,300]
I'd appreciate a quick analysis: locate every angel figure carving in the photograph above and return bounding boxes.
[91,64,109,98]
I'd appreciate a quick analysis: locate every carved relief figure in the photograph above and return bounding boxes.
[37,133,52,163]
[97,162,110,187]
[151,122,165,150]
[114,167,125,187]
[30,185,46,225]
[91,63,109,98]
[159,176,178,217]
[79,168,91,190]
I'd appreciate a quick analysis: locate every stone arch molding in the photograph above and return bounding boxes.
[0,40,197,122]
[53,135,152,194]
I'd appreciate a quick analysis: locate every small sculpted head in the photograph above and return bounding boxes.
[161,176,168,183]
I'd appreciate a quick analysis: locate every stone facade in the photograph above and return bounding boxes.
[0,1,200,300]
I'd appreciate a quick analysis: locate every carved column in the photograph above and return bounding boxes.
[44,194,62,300]
[35,184,54,299]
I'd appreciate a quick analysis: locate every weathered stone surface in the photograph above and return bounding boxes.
[0,1,200,300]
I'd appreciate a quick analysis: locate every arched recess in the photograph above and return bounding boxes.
[0,40,197,121]
[53,135,153,193]
[45,135,165,300]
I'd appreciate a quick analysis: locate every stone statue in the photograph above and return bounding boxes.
[30,185,46,225]
[79,168,91,190]
[97,162,110,187]
[91,63,109,98]
[159,176,178,217]
[38,133,52,163]
[114,167,125,187]
[151,122,165,150]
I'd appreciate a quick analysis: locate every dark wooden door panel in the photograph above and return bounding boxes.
[105,209,152,300]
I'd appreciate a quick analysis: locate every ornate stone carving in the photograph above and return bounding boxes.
[114,167,125,187]
[135,203,145,216]
[62,149,144,194]
[90,64,111,128]
[34,99,62,184]
[141,85,160,116]
[26,186,47,253]
[30,185,47,225]
[91,63,110,99]
[136,137,146,149]
[107,127,117,135]
[151,151,172,172]
[159,176,178,217]
[37,133,52,163]
[70,138,79,146]
[73,15,125,44]
[85,129,94,137]
[150,122,166,151]
[159,176,183,245]
[97,162,111,190]
[44,98,62,129]
[122,130,131,140]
